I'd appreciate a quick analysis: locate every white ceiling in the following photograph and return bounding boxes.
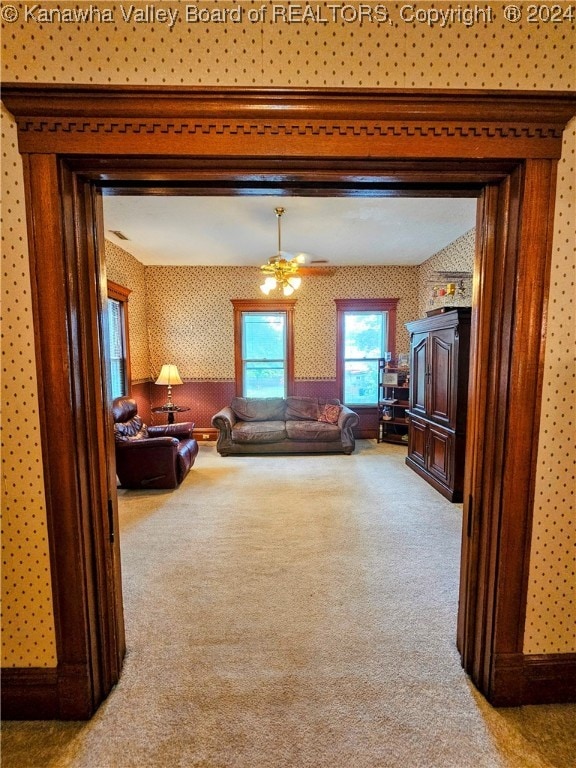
[102,196,477,267]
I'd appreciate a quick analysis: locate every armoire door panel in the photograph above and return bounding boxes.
[429,330,454,425]
[428,426,453,488]
[411,333,428,418]
[408,416,427,467]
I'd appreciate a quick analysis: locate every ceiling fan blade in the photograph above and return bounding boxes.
[296,266,337,276]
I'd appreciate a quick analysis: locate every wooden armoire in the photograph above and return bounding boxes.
[405,308,471,502]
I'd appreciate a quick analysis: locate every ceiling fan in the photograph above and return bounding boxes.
[259,207,335,296]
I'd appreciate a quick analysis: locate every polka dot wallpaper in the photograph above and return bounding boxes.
[143,263,420,380]
[1,1,573,89]
[1,104,57,667]
[1,4,574,667]
[105,239,476,384]
[526,120,575,654]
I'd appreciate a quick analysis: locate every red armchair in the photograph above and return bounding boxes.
[112,397,198,489]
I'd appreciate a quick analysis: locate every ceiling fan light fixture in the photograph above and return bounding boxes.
[259,208,305,296]
[287,276,301,290]
[260,276,277,295]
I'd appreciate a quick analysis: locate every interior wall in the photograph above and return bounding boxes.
[1,6,574,667]
[144,263,418,379]
[105,243,420,429]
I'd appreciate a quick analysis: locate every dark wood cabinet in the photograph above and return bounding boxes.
[405,308,471,502]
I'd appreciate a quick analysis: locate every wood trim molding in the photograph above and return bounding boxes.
[192,428,218,442]
[231,298,297,398]
[2,86,575,716]
[107,280,132,396]
[335,298,398,404]
[107,280,131,302]
[491,653,576,707]
[1,667,59,720]
[2,86,574,158]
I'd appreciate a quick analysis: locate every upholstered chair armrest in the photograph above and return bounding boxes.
[211,407,237,430]
[117,436,179,450]
[338,405,360,430]
[148,422,194,439]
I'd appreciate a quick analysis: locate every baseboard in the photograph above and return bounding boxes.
[491,652,576,706]
[1,663,97,720]
[1,666,59,719]
[523,653,576,704]
[193,428,218,441]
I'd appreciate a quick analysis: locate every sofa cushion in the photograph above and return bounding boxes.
[114,416,149,443]
[318,403,342,424]
[285,396,341,421]
[285,420,341,442]
[231,420,287,443]
[230,397,285,422]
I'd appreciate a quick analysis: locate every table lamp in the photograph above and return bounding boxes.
[155,364,183,410]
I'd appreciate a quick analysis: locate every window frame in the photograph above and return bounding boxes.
[335,298,398,406]
[232,299,296,398]
[107,280,132,399]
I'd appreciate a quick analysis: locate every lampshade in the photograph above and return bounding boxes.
[155,364,183,386]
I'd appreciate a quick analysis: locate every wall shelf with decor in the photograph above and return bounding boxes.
[377,358,410,445]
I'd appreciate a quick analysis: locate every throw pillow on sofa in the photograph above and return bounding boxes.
[318,403,342,424]
[285,396,341,421]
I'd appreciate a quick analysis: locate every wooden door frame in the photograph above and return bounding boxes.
[2,86,575,717]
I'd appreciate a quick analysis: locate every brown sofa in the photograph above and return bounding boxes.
[112,396,199,489]
[211,396,359,456]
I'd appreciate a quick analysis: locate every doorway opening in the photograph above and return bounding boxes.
[101,191,478,437]
[4,85,571,717]
[101,189,479,712]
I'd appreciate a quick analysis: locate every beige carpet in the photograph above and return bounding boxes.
[2,440,575,768]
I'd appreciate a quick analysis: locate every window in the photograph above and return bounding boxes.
[335,299,398,406]
[106,281,131,400]
[232,299,296,398]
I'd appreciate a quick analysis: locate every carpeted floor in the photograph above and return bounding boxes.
[2,440,575,767]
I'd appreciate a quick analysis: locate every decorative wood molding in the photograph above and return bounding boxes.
[15,119,565,140]
[2,85,575,717]
[107,280,132,302]
[3,86,574,158]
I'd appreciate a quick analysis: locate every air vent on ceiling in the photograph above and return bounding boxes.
[109,230,129,240]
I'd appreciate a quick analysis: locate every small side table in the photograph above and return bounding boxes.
[152,406,191,425]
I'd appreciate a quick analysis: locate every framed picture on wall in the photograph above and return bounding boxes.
[383,372,399,386]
